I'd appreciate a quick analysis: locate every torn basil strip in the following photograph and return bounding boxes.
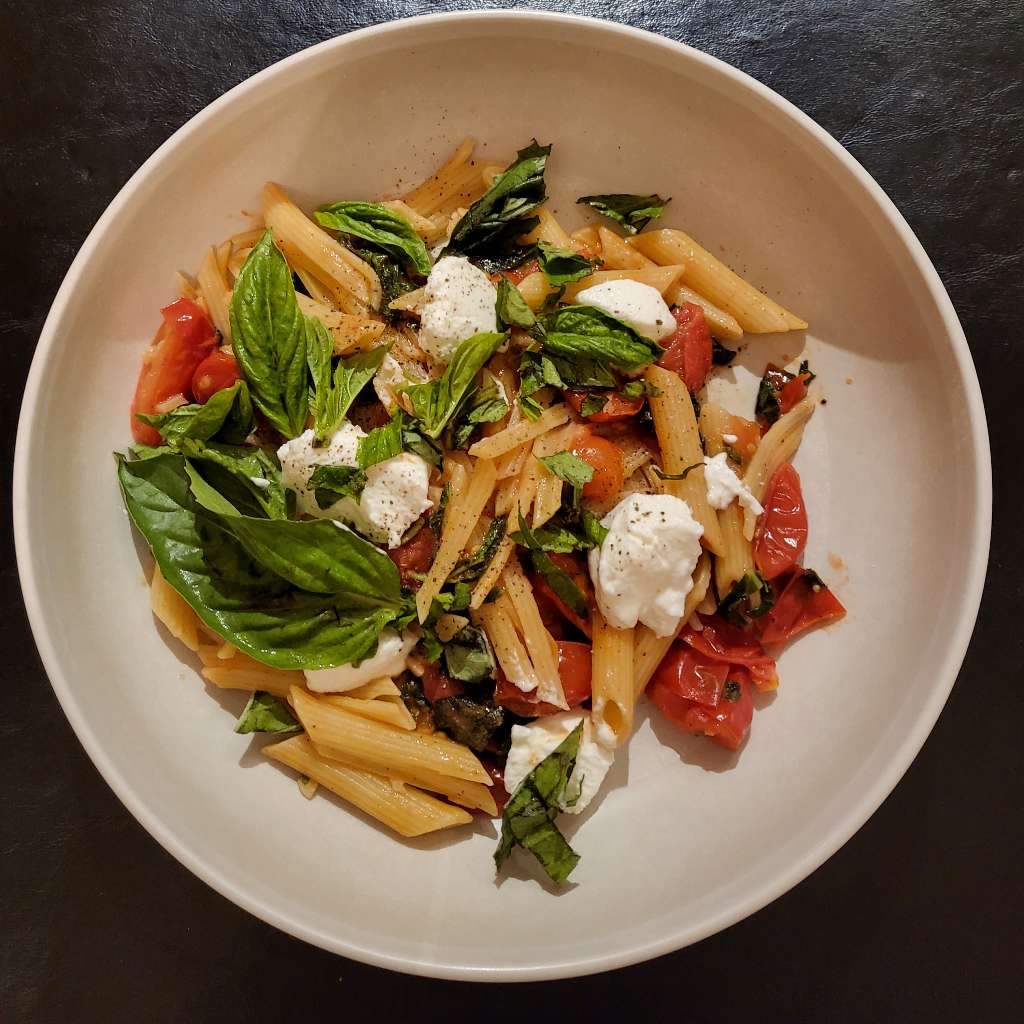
[314,201,432,276]
[495,277,536,330]
[514,513,588,617]
[538,451,595,489]
[234,691,300,734]
[576,192,670,234]
[536,241,597,287]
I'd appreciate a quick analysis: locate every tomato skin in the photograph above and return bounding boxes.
[420,662,464,703]
[570,432,624,503]
[386,522,436,589]
[565,390,644,423]
[759,571,846,645]
[778,374,808,414]
[531,552,594,637]
[720,413,761,469]
[494,641,592,717]
[650,644,730,706]
[191,349,242,404]
[658,303,713,393]
[500,258,540,285]
[754,463,808,579]
[680,615,774,667]
[482,761,511,815]
[649,667,754,751]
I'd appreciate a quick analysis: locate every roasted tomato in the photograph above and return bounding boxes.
[758,570,847,645]
[130,298,218,444]
[754,463,808,579]
[649,667,754,751]
[650,645,730,706]
[191,348,242,404]
[570,432,624,503]
[531,552,594,637]
[482,761,511,815]
[658,302,713,392]
[420,662,464,703]
[386,522,436,589]
[500,258,540,285]
[718,413,761,469]
[493,641,592,717]
[565,390,645,423]
[679,615,775,667]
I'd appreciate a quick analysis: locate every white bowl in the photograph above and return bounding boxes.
[14,12,990,980]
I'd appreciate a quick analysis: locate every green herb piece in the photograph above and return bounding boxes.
[798,359,817,384]
[576,193,669,234]
[620,379,661,399]
[428,482,450,534]
[350,246,418,317]
[308,464,366,508]
[173,439,288,520]
[540,305,662,374]
[581,509,609,546]
[448,516,507,585]
[652,462,702,481]
[536,241,597,286]
[516,513,588,617]
[450,383,509,449]
[538,451,595,489]
[433,696,504,752]
[311,343,390,444]
[712,338,737,366]
[510,522,584,554]
[443,141,551,266]
[495,721,583,884]
[314,201,432,276]
[722,680,742,703]
[442,626,497,684]
[229,230,308,438]
[136,381,255,446]
[404,332,507,438]
[718,570,775,626]
[495,277,536,330]
[578,393,608,417]
[357,412,404,469]
[234,691,300,734]
[755,373,783,425]
[402,426,442,468]
[397,677,434,731]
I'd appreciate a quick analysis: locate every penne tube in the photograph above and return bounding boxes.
[515,271,558,311]
[295,293,386,354]
[150,564,199,652]
[569,225,602,254]
[320,694,416,731]
[402,138,480,217]
[469,534,516,608]
[468,404,570,459]
[196,245,232,342]
[644,365,725,554]
[380,199,444,242]
[630,229,807,333]
[475,600,542,695]
[201,665,304,701]
[597,226,652,270]
[562,266,685,303]
[520,206,574,248]
[591,609,635,748]
[342,678,400,701]
[388,285,426,314]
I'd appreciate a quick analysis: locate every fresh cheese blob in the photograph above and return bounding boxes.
[574,279,676,342]
[304,630,417,693]
[703,452,764,515]
[418,255,499,363]
[503,712,614,815]
[277,424,432,547]
[588,492,704,636]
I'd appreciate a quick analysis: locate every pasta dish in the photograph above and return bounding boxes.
[117,139,846,884]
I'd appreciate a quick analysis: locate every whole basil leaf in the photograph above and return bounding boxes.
[314,201,432,276]
[536,241,597,286]
[229,230,308,438]
[117,452,405,669]
[576,193,670,234]
[234,691,300,734]
[495,277,536,330]
[174,438,287,520]
[540,305,662,374]
[136,381,255,446]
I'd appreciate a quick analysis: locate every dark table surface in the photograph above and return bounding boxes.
[2,1,1021,1020]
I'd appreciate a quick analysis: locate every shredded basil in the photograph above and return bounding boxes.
[234,691,300,734]
[314,201,432,276]
[576,193,670,234]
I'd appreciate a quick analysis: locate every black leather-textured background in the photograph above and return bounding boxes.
[2,2,1021,1020]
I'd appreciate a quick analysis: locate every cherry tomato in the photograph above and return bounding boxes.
[420,662,464,703]
[565,390,644,423]
[778,374,809,414]
[758,570,846,645]
[719,413,761,469]
[386,522,436,589]
[130,298,218,444]
[493,641,592,717]
[754,463,808,579]
[191,349,242,404]
[570,432,624,503]
[680,616,775,667]
[649,667,754,751]
[482,761,511,815]
[650,644,730,706]
[531,552,594,637]
[657,302,712,393]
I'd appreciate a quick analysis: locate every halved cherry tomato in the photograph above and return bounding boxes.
[531,552,594,637]
[565,390,644,423]
[500,258,540,285]
[386,522,436,589]
[778,374,808,414]
[658,303,712,393]
[533,585,568,639]
[719,413,761,469]
[758,570,846,645]
[680,616,775,667]
[649,667,754,751]
[420,662,464,703]
[754,463,808,579]
[650,644,730,706]
[570,432,624,503]
[748,660,780,693]
[130,298,218,444]
[191,349,242,404]
[493,641,592,717]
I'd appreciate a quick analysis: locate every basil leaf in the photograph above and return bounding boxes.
[312,343,390,444]
[174,438,287,520]
[718,570,775,626]
[495,276,536,330]
[538,451,595,489]
[136,381,255,446]
[444,141,551,264]
[402,427,442,468]
[581,510,609,546]
[116,452,406,669]
[308,464,366,508]
[404,331,506,438]
[620,379,661,399]
[448,515,507,584]
[234,691,300,734]
[357,412,404,469]
[442,626,496,684]
[349,245,417,318]
[515,513,588,617]
[495,721,583,884]
[576,193,670,234]
[579,393,608,417]
[450,383,509,449]
[722,680,742,703]
[433,696,503,751]
[229,230,308,438]
[540,305,662,374]
[712,338,737,366]
[314,201,432,276]
[510,522,586,554]
[536,241,597,286]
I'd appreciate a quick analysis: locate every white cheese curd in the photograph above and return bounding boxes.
[588,492,704,637]
[360,452,433,548]
[574,279,676,342]
[417,255,498,363]
[304,630,417,693]
[503,712,615,815]
[703,452,764,515]
[277,424,366,520]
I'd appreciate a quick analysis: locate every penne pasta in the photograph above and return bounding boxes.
[515,271,559,311]
[475,598,542,696]
[150,564,199,652]
[320,693,416,731]
[342,678,401,701]
[196,245,232,342]
[520,206,574,248]
[596,225,651,270]
[468,404,570,459]
[591,609,635,747]
[201,664,304,701]
[630,229,807,333]
[402,138,482,218]
[295,294,386,354]
[569,224,602,254]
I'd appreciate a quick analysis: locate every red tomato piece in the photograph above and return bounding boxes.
[657,302,713,393]
[754,463,808,579]
[650,644,730,706]
[531,552,594,637]
[748,660,780,693]
[191,349,242,404]
[533,584,568,639]
[649,668,754,751]
[570,432,624,503]
[482,761,511,815]
[493,641,593,717]
[420,662,465,703]
[680,616,774,667]
[500,258,540,285]
[777,374,808,414]
[386,522,436,590]
[565,390,645,423]
[759,571,847,645]
[130,298,218,444]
